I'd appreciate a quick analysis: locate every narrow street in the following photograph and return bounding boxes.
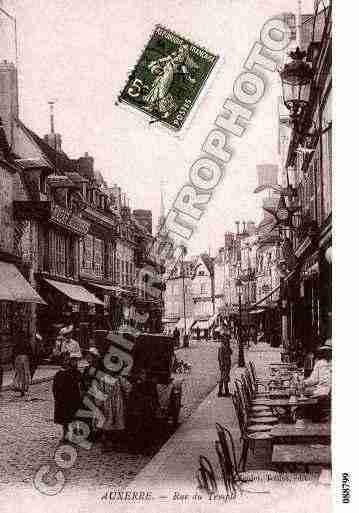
[0,341,222,491]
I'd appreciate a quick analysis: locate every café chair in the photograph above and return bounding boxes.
[215,422,280,494]
[236,379,278,424]
[196,455,218,495]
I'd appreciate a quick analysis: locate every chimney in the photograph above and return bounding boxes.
[78,151,94,179]
[44,100,62,151]
[246,220,256,235]
[224,232,234,251]
[0,60,19,147]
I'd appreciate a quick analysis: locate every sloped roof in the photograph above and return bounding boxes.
[0,117,11,159]
[200,253,214,275]
[191,253,214,277]
[16,119,78,174]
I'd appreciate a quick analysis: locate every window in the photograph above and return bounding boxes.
[200,282,206,294]
[321,88,332,219]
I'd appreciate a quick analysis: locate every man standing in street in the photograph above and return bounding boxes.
[217,327,232,397]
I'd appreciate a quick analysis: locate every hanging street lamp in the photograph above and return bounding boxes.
[279,47,314,126]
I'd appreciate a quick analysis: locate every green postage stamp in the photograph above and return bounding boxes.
[117,25,219,131]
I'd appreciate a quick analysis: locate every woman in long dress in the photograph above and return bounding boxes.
[12,336,33,397]
[98,375,129,451]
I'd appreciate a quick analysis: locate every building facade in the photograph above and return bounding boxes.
[278,3,332,355]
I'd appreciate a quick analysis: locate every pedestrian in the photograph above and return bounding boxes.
[12,333,33,399]
[217,328,232,397]
[82,347,100,392]
[98,373,129,452]
[30,332,43,381]
[173,327,180,348]
[52,351,83,442]
[52,325,82,364]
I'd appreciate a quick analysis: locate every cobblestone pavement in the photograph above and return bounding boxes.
[0,340,222,492]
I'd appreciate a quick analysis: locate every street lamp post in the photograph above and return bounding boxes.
[180,246,189,348]
[236,278,245,367]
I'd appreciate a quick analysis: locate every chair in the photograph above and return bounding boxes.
[236,378,278,425]
[215,423,240,494]
[215,422,281,494]
[248,361,270,391]
[232,386,274,439]
[196,455,218,495]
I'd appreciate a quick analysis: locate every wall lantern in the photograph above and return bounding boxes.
[279,47,314,122]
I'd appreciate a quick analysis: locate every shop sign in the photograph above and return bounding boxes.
[50,204,90,235]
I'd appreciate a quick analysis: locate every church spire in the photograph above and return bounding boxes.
[157,178,166,235]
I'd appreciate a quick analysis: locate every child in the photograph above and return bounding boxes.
[53,351,83,441]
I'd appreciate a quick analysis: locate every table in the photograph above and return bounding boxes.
[272,444,331,471]
[270,422,331,444]
[267,390,292,399]
[251,397,318,423]
[252,398,318,407]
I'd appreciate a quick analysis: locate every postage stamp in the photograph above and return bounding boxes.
[117,25,219,131]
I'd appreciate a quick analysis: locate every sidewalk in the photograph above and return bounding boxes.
[0,361,88,392]
[110,346,330,513]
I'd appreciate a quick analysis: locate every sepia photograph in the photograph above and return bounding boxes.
[0,1,339,512]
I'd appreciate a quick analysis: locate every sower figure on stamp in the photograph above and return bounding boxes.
[143,44,198,118]
[217,327,232,397]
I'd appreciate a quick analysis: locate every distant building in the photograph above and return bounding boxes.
[162,259,194,335]
[132,209,152,235]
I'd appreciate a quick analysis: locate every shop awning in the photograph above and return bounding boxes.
[44,278,104,305]
[85,282,132,296]
[193,320,210,330]
[249,285,280,311]
[249,308,265,315]
[162,318,179,324]
[0,262,46,304]
[175,317,194,330]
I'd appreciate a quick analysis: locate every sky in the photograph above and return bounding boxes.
[1,0,315,255]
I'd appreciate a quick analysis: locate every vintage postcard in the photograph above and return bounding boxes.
[0,1,343,513]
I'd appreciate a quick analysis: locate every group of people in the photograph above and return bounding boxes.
[52,344,131,450]
[52,340,162,452]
